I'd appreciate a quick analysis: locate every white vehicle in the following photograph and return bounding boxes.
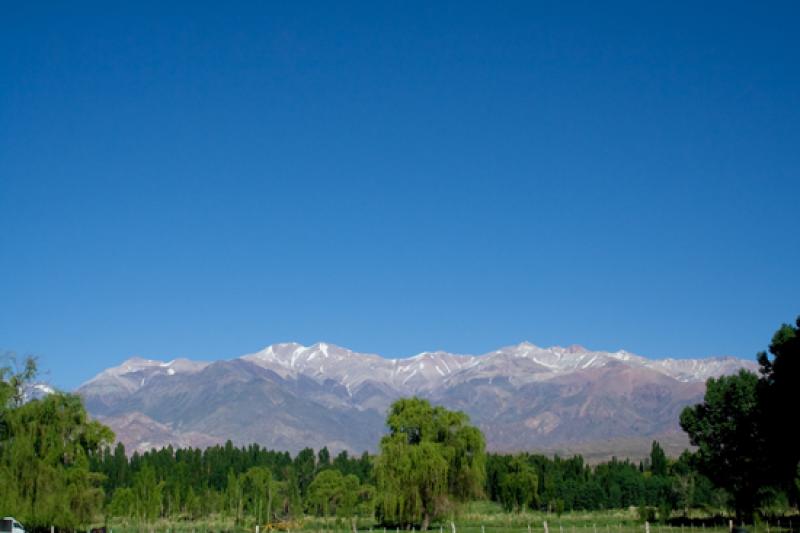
[0,518,25,533]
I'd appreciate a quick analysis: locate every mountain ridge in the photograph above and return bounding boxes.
[78,341,757,459]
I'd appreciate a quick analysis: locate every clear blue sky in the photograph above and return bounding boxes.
[2,1,798,390]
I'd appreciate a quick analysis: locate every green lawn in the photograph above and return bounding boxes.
[104,509,799,533]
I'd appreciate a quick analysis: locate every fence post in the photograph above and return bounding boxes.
[528,524,531,533]
[646,522,650,533]
[451,522,456,533]
[544,521,550,533]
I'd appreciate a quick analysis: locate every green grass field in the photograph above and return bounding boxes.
[104,505,800,533]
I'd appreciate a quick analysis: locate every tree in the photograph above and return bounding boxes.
[679,369,768,518]
[649,441,667,478]
[498,456,538,512]
[0,357,114,530]
[275,466,303,520]
[294,447,317,497]
[226,469,243,522]
[133,465,163,523]
[670,451,696,518]
[317,447,331,470]
[681,315,800,517]
[306,469,373,518]
[242,466,273,524]
[375,397,486,529]
[757,316,800,504]
[109,487,136,518]
[0,354,38,409]
[306,469,336,516]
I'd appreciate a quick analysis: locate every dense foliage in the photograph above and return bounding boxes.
[680,316,800,519]
[91,441,374,526]
[375,398,486,529]
[486,443,722,519]
[0,357,114,530]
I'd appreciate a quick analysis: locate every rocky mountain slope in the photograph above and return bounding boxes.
[78,342,757,459]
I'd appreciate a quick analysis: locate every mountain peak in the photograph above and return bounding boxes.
[563,344,589,353]
[115,356,170,373]
[78,340,759,457]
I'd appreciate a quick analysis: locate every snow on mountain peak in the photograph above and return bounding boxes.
[81,356,210,393]
[82,341,758,399]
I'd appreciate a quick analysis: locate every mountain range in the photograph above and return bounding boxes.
[77,342,757,461]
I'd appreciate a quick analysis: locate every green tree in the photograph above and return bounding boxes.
[294,447,317,497]
[307,469,345,516]
[226,469,243,522]
[306,468,374,519]
[680,370,767,519]
[670,452,695,518]
[649,441,667,477]
[0,354,38,409]
[109,487,135,518]
[184,486,202,520]
[375,397,486,529]
[242,466,273,524]
[0,358,113,530]
[132,465,163,523]
[317,447,331,470]
[498,456,538,512]
[757,316,800,504]
[277,466,304,519]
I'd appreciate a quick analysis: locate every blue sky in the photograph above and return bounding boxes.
[1,1,798,390]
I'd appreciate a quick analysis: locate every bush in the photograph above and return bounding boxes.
[637,506,656,523]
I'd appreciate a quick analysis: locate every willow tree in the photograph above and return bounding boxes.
[0,370,113,530]
[498,456,538,512]
[375,398,486,530]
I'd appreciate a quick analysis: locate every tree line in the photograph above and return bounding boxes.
[1,316,797,529]
[90,440,374,524]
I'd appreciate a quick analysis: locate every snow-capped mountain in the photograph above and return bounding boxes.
[241,342,475,392]
[22,382,56,402]
[78,342,757,459]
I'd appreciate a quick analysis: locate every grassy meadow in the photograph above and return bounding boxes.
[104,503,800,533]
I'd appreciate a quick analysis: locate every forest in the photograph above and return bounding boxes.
[1,317,797,531]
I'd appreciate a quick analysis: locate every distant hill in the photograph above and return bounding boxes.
[78,342,757,460]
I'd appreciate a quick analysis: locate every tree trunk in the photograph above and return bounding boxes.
[421,512,430,531]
